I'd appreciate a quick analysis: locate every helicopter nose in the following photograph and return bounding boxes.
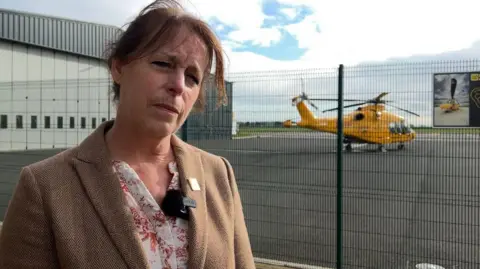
[283,120,296,128]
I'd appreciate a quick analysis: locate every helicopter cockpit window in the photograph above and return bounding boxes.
[395,123,402,134]
[400,121,411,134]
[388,122,408,134]
[388,123,397,133]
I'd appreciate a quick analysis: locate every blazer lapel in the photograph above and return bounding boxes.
[171,135,208,269]
[72,121,149,269]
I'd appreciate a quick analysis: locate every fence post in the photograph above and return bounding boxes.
[336,64,344,269]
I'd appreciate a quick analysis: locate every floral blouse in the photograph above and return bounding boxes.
[112,160,189,269]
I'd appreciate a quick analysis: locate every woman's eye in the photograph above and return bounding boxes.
[151,61,199,85]
[188,75,199,85]
[152,61,170,67]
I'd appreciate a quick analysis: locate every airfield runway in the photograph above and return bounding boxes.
[191,132,480,269]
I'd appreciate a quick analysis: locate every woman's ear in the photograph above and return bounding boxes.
[110,58,124,84]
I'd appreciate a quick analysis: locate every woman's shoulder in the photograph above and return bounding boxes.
[184,143,232,171]
[19,147,78,185]
[182,143,241,203]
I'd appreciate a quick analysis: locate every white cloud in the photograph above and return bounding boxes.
[107,0,480,76]
[280,7,297,20]
[283,14,321,49]
[181,0,273,48]
[182,0,265,30]
[228,27,282,47]
[182,0,480,73]
[5,0,479,126]
[5,0,480,73]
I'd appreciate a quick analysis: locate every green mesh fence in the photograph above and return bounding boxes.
[1,54,479,269]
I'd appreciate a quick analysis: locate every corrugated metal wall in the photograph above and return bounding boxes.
[0,8,119,60]
[0,39,113,151]
[180,78,233,141]
[0,8,232,142]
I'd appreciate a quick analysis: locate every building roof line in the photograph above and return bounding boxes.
[0,8,122,60]
[0,8,121,30]
[0,8,229,83]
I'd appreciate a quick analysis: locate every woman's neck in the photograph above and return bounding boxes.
[105,121,175,166]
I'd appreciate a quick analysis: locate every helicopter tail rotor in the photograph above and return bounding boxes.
[297,79,319,110]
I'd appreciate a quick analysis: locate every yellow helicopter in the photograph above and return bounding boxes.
[282,92,420,152]
[439,78,460,112]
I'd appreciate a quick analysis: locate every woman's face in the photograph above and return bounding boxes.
[111,27,209,138]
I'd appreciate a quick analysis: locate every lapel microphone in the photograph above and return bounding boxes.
[160,189,196,220]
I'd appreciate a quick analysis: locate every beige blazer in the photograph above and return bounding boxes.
[0,120,256,269]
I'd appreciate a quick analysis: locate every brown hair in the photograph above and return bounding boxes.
[104,0,227,111]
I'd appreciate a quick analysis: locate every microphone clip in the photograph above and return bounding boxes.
[160,189,196,221]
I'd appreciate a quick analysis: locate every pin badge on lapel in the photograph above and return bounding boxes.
[188,177,201,191]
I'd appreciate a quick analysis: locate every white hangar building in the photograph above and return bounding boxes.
[0,9,235,152]
[0,9,119,151]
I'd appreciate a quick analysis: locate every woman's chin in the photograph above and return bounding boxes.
[144,119,177,138]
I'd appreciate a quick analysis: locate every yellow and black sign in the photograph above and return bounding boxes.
[433,72,480,127]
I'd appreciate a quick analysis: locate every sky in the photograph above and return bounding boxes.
[3,0,480,125]
[433,73,470,106]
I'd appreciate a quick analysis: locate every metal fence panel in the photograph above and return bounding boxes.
[1,43,479,269]
[181,78,233,141]
[194,60,478,269]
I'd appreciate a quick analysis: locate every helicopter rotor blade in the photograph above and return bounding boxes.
[322,102,367,113]
[297,79,319,111]
[374,92,389,102]
[385,104,421,117]
[308,98,367,102]
[322,107,339,113]
[308,94,394,103]
[450,78,457,99]
[301,78,306,97]
[305,97,318,110]
[295,91,401,114]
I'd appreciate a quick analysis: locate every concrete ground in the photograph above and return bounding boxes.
[191,132,480,269]
[255,262,305,269]
[433,106,470,126]
[255,263,308,269]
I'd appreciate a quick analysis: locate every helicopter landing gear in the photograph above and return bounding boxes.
[378,145,387,153]
[345,143,352,152]
[398,144,405,150]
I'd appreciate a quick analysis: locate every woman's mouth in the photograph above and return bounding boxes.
[153,103,179,114]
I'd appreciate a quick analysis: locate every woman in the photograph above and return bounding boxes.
[0,1,256,268]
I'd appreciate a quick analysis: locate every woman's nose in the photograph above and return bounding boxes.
[168,71,185,95]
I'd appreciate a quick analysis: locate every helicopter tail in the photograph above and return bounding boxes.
[283,96,316,128]
[295,99,316,122]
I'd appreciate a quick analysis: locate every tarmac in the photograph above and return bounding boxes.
[0,133,478,269]
[433,107,470,127]
[191,132,480,269]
